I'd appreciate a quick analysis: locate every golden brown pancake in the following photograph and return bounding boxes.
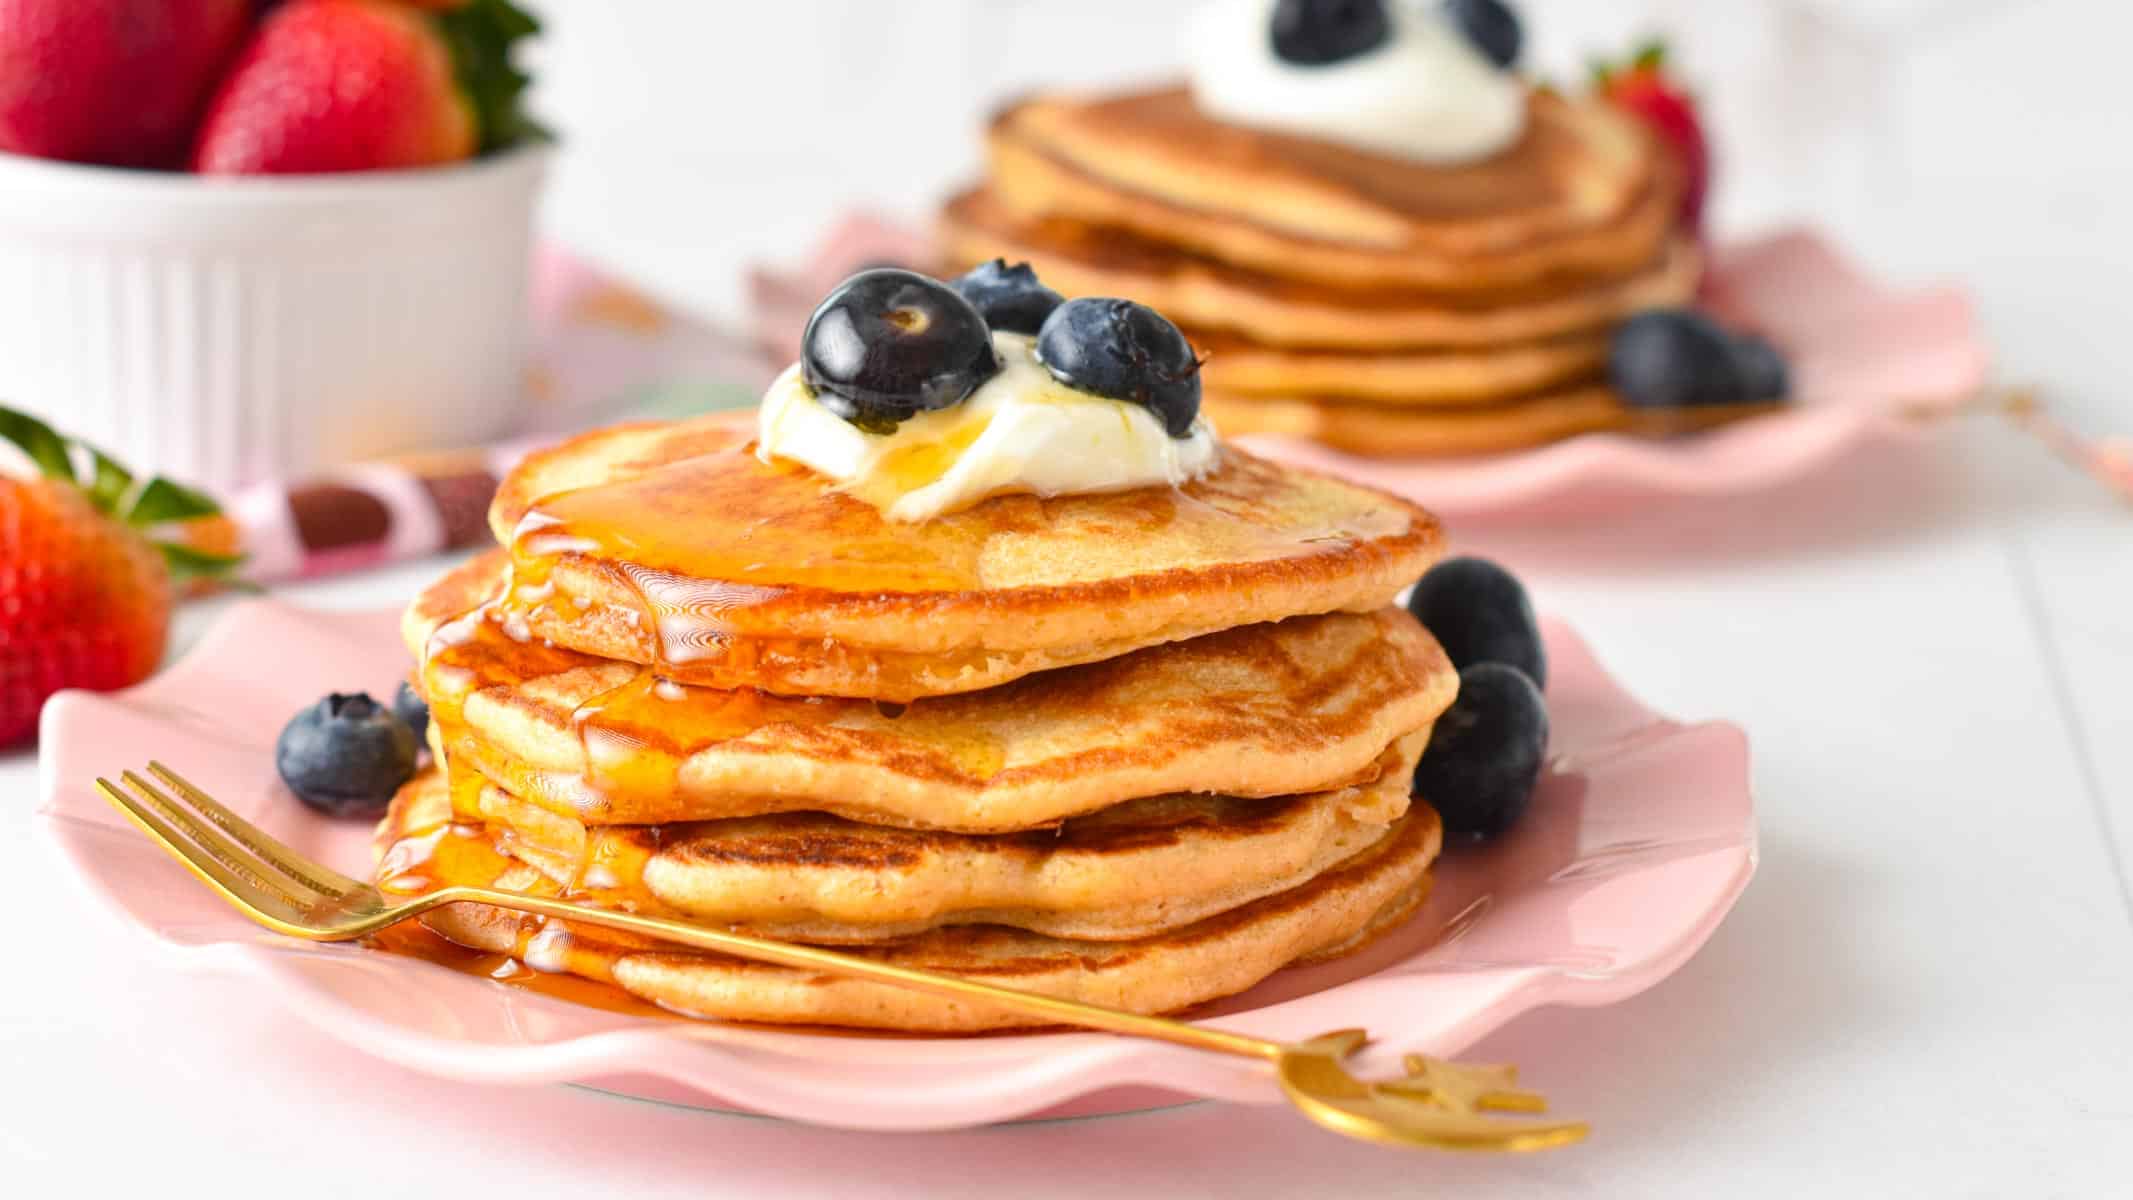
[987,86,1680,292]
[1190,328,1608,406]
[1205,387,1781,457]
[472,413,1442,701]
[391,734,1420,943]
[940,186,1701,352]
[378,772,1442,1032]
[408,555,1455,830]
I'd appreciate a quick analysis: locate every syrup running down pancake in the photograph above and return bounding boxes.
[408,551,1456,830]
[389,734,1420,944]
[475,413,1442,700]
[379,769,1443,1032]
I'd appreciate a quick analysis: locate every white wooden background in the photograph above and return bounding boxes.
[4,2,2130,1196]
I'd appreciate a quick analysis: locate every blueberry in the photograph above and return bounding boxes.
[802,269,1001,434]
[1443,0,1523,69]
[1406,556,1546,689]
[1731,333,1791,402]
[951,259,1063,337]
[1035,298,1202,437]
[393,680,430,746]
[1413,664,1549,839]
[1609,309,1748,409]
[1271,0,1390,67]
[275,692,417,820]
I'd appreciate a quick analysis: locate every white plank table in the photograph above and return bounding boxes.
[5,422,2127,1197]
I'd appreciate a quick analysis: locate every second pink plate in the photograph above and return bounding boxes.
[757,222,1986,520]
[39,600,1754,1131]
[1242,231,1988,516]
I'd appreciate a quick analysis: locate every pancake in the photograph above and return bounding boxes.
[474,413,1442,701]
[379,774,1443,1032]
[940,187,1701,352]
[408,555,1456,830]
[1190,328,1608,406]
[987,86,1681,292]
[1205,387,1781,457]
[397,730,1420,942]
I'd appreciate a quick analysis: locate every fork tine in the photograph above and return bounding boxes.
[96,777,316,932]
[115,771,334,920]
[146,761,365,898]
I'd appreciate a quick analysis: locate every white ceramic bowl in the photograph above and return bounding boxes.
[0,147,548,488]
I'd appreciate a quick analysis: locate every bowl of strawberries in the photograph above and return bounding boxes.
[0,0,549,489]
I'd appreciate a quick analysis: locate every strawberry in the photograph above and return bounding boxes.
[1593,40,1710,231]
[0,0,252,167]
[0,407,239,747]
[191,0,539,175]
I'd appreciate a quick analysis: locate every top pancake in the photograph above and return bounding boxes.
[484,414,1442,700]
[987,85,1679,293]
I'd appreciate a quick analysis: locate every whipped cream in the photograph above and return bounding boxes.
[1187,0,1526,164]
[757,332,1219,522]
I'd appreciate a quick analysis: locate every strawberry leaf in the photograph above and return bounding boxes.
[434,0,547,153]
[0,405,76,482]
[80,443,136,509]
[125,476,223,526]
[1633,39,1669,71]
[158,542,247,586]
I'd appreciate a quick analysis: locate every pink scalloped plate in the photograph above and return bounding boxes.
[1236,230,1989,517]
[37,599,1754,1131]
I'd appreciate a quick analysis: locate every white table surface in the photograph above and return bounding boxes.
[7,409,2129,1199]
[7,2,2133,1194]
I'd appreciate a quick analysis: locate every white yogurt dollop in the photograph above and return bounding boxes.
[1187,0,1526,164]
[757,332,1219,523]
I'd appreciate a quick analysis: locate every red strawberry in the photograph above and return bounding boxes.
[0,407,239,747]
[191,0,539,175]
[0,0,252,167]
[1593,40,1711,231]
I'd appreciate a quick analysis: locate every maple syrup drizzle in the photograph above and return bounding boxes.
[485,427,1406,682]
[371,788,684,1016]
[399,419,1416,983]
[365,922,680,1019]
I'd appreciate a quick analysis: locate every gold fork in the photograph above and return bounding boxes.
[98,761,1587,1152]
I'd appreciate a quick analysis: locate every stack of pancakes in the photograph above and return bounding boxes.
[375,413,1459,1031]
[940,85,1752,456]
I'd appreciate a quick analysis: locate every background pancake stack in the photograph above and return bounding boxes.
[376,413,1460,1031]
[939,85,1745,456]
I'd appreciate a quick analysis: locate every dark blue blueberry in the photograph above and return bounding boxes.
[1271,0,1391,67]
[1731,333,1791,402]
[1609,309,1748,409]
[1035,298,1202,437]
[1413,663,1549,839]
[1443,0,1523,69]
[275,692,417,820]
[1406,556,1546,689]
[802,269,1001,434]
[951,259,1063,336]
[393,680,430,746]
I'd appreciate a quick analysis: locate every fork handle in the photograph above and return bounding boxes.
[430,886,1282,1062]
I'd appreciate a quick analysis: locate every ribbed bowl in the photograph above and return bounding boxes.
[0,147,547,488]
